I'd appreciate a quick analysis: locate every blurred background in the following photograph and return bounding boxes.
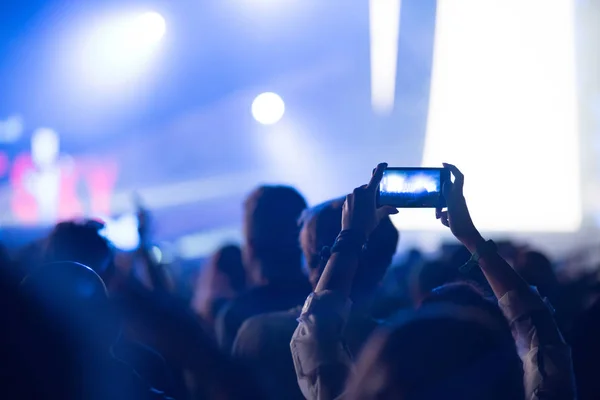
[0,0,599,264]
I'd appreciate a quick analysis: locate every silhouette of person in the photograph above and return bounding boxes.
[10,128,81,223]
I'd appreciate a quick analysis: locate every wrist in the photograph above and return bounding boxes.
[460,232,486,254]
[330,229,367,255]
[339,225,368,244]
[458,238,497,274]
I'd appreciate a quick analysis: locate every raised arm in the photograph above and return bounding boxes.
[434,163,531,298]
[436,163,575,400]
[290,163,397,400]
[315,163,398,295]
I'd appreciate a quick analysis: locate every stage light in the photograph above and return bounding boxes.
[398,0,580,232]
[0,115,24,143]
[132,11,166,45]
[369,0,401,115]
[251,92,285,125]
[77,10,166,92]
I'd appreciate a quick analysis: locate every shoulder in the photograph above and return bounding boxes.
[233,308,301,357]
[220,285,286,325]
[242,308,300,335]
[221,287,264,315]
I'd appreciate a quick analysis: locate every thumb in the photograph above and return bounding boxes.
[442,180,452,199]
[377,206,399,221]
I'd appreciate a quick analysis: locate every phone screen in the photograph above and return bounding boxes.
[378,167,448,208]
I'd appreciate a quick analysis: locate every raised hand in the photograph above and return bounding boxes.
[315,163,398,295]
[342,162,398,242]
[435,163,482,247]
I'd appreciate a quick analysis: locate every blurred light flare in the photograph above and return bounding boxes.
[134,12,166,44]
[251,92,285,125]
[151,245,163,263]
[0,115,24,143]
[98,212,140,251]
[76,10,166,91]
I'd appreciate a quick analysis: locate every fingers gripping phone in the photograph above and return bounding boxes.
[377,167,450,208]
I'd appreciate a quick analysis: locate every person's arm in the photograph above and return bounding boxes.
[291,164,397,400]
[437,163,575,400]
[136,203,172,293]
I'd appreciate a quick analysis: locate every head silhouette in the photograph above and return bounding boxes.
[242,185,307,285]
[299,198,399,302]
[347,299,523,400]
[193,244,247,322]
[514,250,557,297]
[20,261,118,351]
[44,220,113,280]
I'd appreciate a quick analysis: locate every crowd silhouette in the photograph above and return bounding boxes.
[1,161,598,399]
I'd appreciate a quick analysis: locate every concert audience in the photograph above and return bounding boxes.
[290,163,575,399]
[0,162,593,399]
[18,261,170,399]
[215,185,311,351]
[232,197,398,399]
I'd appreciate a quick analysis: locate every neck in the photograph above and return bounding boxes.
[249,258,305,286]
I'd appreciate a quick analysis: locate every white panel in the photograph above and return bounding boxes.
[396,0,580,232]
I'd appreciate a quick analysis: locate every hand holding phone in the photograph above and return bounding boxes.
[435,163,481,247]
[342,163,399,240]
[377,167,450,208]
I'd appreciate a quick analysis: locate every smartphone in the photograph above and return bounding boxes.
[377,167,450,208]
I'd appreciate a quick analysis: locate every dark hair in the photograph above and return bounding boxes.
[243,185,307,281]
[415,260,460,301]
[20,261,118,349]
[422,282,510,334]
[415,248,493,304]
[44,220,113,277]
[347,301,523,400]
[20,261,109,306]
[0,265,78,398]
[213,244,246,293]
[299,198,399,297]
[193,244,247,323]
[299,198,346,278]
[514,250,557,296]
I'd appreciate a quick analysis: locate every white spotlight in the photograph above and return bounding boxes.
[77,10,166,92]
[132,11,166,45]
[251,92,285,125]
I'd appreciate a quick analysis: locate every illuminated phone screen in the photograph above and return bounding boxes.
[378,168,446,208]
